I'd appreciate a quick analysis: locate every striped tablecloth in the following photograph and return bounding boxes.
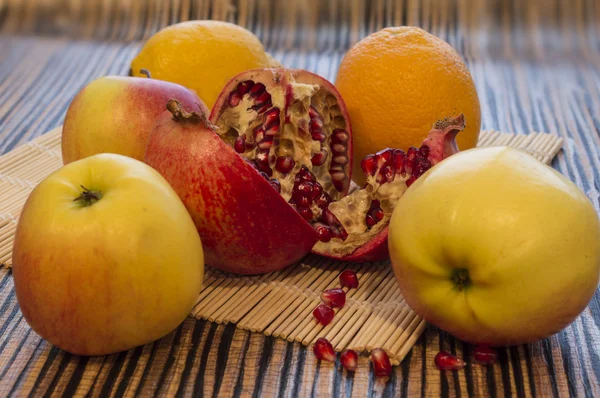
[1,0,599,396]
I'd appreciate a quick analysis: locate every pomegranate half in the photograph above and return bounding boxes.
[144,100,318,275]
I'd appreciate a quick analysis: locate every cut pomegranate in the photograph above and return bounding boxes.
[313,304,335,325]
[320,288,346,308]
[434,351,466,371]
[311,114,465,262]
[474,346,497,365]
[340,349,358,371]
[210,68,353,203]
[371,348,392,377]
[339,269,359,289]
[313,338,336,362]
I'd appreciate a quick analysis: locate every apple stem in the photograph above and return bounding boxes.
[166,99,214,129]
[139,68,152,78]
[73,185,102,207]
[451,268,470,291]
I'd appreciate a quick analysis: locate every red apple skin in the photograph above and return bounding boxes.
[144,107,319,275]
[62,76,206,164]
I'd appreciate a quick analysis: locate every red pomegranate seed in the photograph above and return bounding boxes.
[321,288,346,308]
[371,207,384,221]
[311,131,326,142]
[255,91,271,105]
[361,154,377,176]
[258,136,274,150]
[333,155,349,165]
[297,196,311,207]
[228,91,242,107]
[331,129,349,144]
[237,80,254,95]
[275,156,295,173]
[404,146,418,174]
[371,348,392,378]
[375,148,393,168]
[310,118,323,131]
[312,304,335,325]
[340,349,358,371]
[263,107,280,127]
[366,214,376,227]
[308,105,319,119]
[392,149,406,175]
[313,338,336,362]
[314,223,332,242]
[339,269,359,289]
[474,346,497,365]
[249,82,266,97]
[234,135,246,153]
[311,182,323,199]
[268,179,281,193]
[434,351,466,371]
[311,150,328,166]
[296,181,314,196]
[418,144,430,158]
[315,192,332,208]
[297,207,313,221]
[331,143,347,155]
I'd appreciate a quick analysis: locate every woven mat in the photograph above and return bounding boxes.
[0,126,563,364]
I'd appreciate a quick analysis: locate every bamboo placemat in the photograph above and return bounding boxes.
[0,126,563,364]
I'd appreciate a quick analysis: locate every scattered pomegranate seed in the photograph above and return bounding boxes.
[315,224,332,242]
[340,349,358,371]
[371,348,392,377]
[339,269,359,289]
[313,338,336,362]
[434,351,466,371]
[320,288,346,308]
[312,304,335,325]
[474,346,497,365]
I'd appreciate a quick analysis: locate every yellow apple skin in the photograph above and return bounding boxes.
[12,153,204,356]
[61,76,205,164]
[388,146,600,346]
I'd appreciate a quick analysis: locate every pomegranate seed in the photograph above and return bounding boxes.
[340,349,358,371]
[263,107,280,127]
[311,182,323,199]
[234,135,246,153]
[321,288,346,308]
[275,156,295,174]
[295,166,315,183]
[418,145,430,158]
[371,348,392,378]
[265,122,279,136]
[315,192,332,208]
[297,207,313,221]
[331,143,347,155]
[331,129,349,144]
[297,196,311,207]
[381,164,394,182]
[258,136,274,150]
[311,150,328,166]
[404,146,418,174]
[312,304,335,325]
[392,149,406,175]
[228,91,242,107]
[310,118,324,131]
[375,148,393,168]
[313,338,335,362]
[296,181,314,195]
[474,346,497,365]
[253,126,265,142]
[406,175,416,187]
[245,140,256,150]
[255,91,271,105]
[249,82,265,97]
[237,80,255,95]
[315,224,332,242]
[255,101,271,114]
[311,131,326,142]
[308,105,319,119]
[333,155,349,165]
[371,207,384,221]
[339,270,359,289]
[366,215,376,227]
[361,155,377,176]
[434,351,466,371]
[268,179,281,193]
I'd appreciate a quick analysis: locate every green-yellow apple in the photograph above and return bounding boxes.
[61,75,207,164]
[12,153,204,356]
[388,146,600,346]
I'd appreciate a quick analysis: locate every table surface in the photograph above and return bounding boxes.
[1,0,600,396]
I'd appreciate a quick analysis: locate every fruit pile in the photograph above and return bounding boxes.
[10,20,600,381]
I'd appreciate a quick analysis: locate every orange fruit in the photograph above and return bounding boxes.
[130,20,281,109]
[335,26,481,184]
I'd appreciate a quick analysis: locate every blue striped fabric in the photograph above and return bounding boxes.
[0,0,598,396]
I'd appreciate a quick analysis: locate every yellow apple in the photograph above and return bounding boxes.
[12,153,204,355]
[388,146,600,346]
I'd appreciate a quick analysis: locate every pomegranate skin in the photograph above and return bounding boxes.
[145,105,318,275]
